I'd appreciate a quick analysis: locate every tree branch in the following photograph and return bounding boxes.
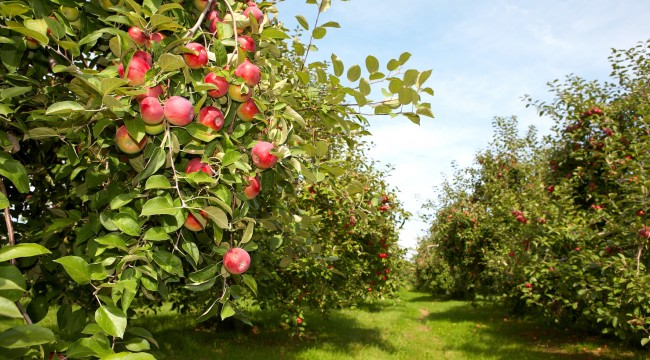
[184,0,216,39]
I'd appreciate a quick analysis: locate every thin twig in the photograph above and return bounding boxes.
[184,0,216,39]
[300,3,322,71]
[223,0,239,65]
[637,243,644,276]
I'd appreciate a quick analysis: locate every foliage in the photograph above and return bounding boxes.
[415,40,650,346]
[0,0,432,358]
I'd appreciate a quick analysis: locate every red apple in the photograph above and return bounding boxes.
[236,98,260,122]
[223,248,251,275]
[207,11,222,34]
[148,32,165,46]
[119,50,152,86]
[237,35,256,52]
[197,106,224,131]
[205,72,229,98]
[164,96,194,126]
[139,97,164,124]
[194,0,209,11]
[128,27,149,46]
[243,175,261,199]
[228,83,252,103]
[184,210,208,231]
[185,158,213,176]
[115,125,146,154]
[234,59,261,87]
[183,42,208,69]
[243,4,264,25]
[135,84,165,103]
[251,141,278,169]
[639,226,650,239]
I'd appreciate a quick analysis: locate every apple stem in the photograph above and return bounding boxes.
[184,0,217,39]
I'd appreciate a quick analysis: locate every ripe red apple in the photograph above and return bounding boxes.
[119,50,152,86]
[223,248,251,275]
[139,97,164,124]
[228,83,252,103]
[525,283,532,289]
[234,59,261,87]
[205,72,229,98]
[197,106,224,131]
[135,84,165,103]
[185,158,213,176]
[194,0,209,11]
[251,141,278,169]
[296,317,303,324]
[183,42,208,69]
[184,210,208,232]
[236,98,260,122]
[243,4,264,25]
[378,253,387,259]
[243,175,261,199]
[237,35,256,52]
[379,205,390,212]
[164,96,194,126]
[115,125,146,154]
[636,209,645,216]
[639,226,650,239]
[207,11,222,34]
[128,27,149,46]
[147,32,165,47]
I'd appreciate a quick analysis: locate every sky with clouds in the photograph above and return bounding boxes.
[275,0,650,256]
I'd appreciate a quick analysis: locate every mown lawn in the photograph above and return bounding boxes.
[133,290,648,360]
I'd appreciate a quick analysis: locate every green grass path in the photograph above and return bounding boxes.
[137,290,647,360]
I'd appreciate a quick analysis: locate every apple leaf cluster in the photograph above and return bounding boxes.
[0,0,432,358]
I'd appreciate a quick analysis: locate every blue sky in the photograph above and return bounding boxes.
[276,0,650,256]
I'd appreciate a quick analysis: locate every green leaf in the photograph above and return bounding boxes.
[185,123,219,142]
[365,55,379,73]
[0,325,55,348]
[359,78,371,96]
[189,264,218,283]
[67,334,114,358]
[145,175,171,190]
[100,78,128,95]
[220,302,235,320]
[222,150,241,166]
[94,234,128,252]
[0,86,30,100]
[295,15,309,30]
[141,196,178,216]
[112,213,141,237]
[285,106,306,128]
[24,127,59,140]
[45,101,85,115]
[261,27,289,40]
[143,227,171,241]
[124,337,150,352]
[0,296,22,318]
[417,69,432,88]
[102,352,156,360]
[0,244,50,263]
[241,221,254,244]
[403,69,419,87]
[95,305,127,339]
[158,53,186,72]
[0,157,29,193]
[0,265,26,301]
[110,192,139,210]
[347,65,361,82]
[242,274,257,296]
[331,54,344,77]
[399,51,412,65]
[213,40,227,67]
[204,206,229,229]
[54,256,91,285]
[152,250,183,277]
[312,27,326,40]
[319,0,331,13]
[0,192,9,209]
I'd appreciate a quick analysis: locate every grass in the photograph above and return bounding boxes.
[132,289,649,360]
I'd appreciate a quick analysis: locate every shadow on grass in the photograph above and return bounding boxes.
[133,307,397,360]
[413,297,643,360]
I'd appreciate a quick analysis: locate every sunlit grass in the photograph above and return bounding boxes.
[130,290,648,360]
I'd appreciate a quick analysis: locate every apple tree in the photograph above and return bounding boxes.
[0,0,433,358]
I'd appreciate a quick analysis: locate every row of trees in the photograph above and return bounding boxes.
[0,0,432,358]
[415,40,650,346]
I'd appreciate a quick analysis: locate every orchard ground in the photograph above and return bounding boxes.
[15,290,637,360]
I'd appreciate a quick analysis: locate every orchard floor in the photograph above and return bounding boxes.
[135,290,649,360]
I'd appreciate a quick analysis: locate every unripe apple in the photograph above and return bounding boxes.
[194,0,209,11]
[185,158,213,176]
[243,4,264,25]
[234,59,261,87]
[197,106,225,131]
[60,6,80,21]
[139,97,164,125]
[25,37,40,49]
[100,0,123,10]
[223,248,251,275]
[115,125,146,154]
[183,42,208,69]
[236,98,260,122]
[184,210,208,232]
[135,84,165,103]
[228,83,252,103]
[205,72,229,98]
[144,122,165,135]
[128,27,149,46]
[237,35,256,53]
[251,141,278,169]
[164,96,194,126]
[243,175,261,199]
